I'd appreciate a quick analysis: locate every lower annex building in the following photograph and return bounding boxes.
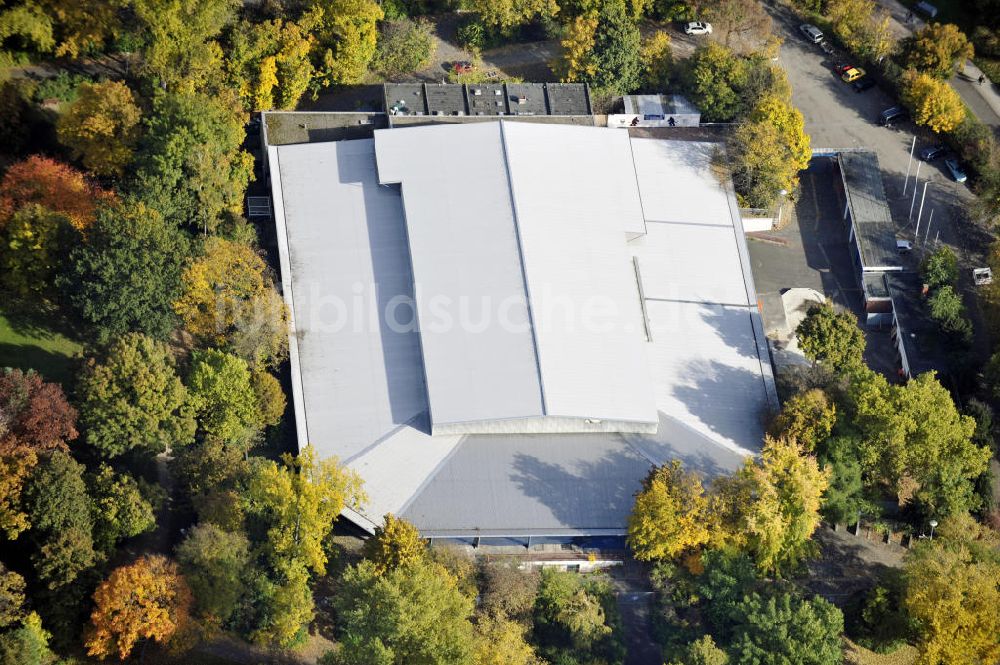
[266,119,777,542]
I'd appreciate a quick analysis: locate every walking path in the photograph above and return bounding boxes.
[873,0,1000,126]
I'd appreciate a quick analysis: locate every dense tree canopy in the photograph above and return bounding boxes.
[226,16,316,111]
[331,558,475,665]
[186,349,264,447]
[467,0,558,29]
[362,513,427,575]
[729,592,844,665]
[61,200,191,342]
[133,0,236,93]
[900,69,965,134]
[23,450,97,589]
[850,370,989,515]
[589,0,641,92]
[77,333,195,457]
[311,0,383,87]
[372,18,436,79]
[88,464,156,552]
[769,389,836,452]
[133,91,253,231]
[0,204,72,300]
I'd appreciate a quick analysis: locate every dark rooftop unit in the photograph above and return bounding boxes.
[467,83,507,116]
[546,83,592,115]
[839,151,900,271]
[425,83,469,116]
[505,83,549,115]
[384,82,592,120]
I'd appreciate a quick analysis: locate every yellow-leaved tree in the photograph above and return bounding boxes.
[768,388,837,452]
[362,513,427,575]
[627,459,714,561]
[473,615,546,665]
[226,15,316,111]
[57,81,141,177]
[714,436,829,575]
[174,236,288,368]
[468,0,559,30]
[903,528,1000,665]
[640,30,672,92]
[312,0,383,87]
[557,13,599,82]
[85,555,193,660]
[900,69,966,134]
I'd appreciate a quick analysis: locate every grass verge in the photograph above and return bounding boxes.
[0,308,83,385]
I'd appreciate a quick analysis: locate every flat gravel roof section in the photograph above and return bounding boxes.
[839,151,900,270]
[270,140,429,460]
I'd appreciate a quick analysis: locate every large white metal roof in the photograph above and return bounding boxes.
[374,122,656,433]
[268,123,776,537]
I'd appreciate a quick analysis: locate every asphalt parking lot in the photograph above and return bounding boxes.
[751,3,996,373]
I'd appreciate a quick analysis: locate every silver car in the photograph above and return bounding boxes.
[944,158,967,183]
[799,24,824,43]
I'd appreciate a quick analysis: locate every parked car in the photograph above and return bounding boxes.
[840,67,866,83]
[799,23,824,43]
[684,21,713,35]
[879,106,908,126]
[833,63,854,75]
[852,77,877,92]
[919,144,947,161]
[452,61,474,74]
[944,158,968,183]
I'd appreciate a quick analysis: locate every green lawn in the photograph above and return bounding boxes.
[0,308,83,385]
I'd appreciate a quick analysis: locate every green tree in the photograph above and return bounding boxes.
[903,539,1000,664]
[714,436,829,575]
[249,560,313,647]
[187,349,263,447]
[590,0,641,93]
[0,204,72,300]
[330,558,475,665]
[244,446,365,578]
[226,15,316,111]
[467,0,558,30]
[77,333,195,457]
[88,465,156,552]
[0,3,55,68]
[731,94,810,208]
[920,247,958,289]
[904,22,974,78]
[817,435,865,524]
[670,635,729,665]
[730,592,844,665]
[0,612,55,665]
[850,370,989,515]
[795,301,866,372]
[627,459,713,561]
[900,69,965,133]
[133,91,253,232]
[479,563,540,623]
[56,81,141,177]
[372,18,436,78]
[682,42,748,122]
[533,568,624,664]
[24,451,97,589]
[362,513,427,575]
[176,523,250,624]
[133,0,236,93]
[768,389,836,452]
[61,200,191,343]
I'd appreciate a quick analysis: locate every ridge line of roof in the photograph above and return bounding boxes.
[497,119,549,415]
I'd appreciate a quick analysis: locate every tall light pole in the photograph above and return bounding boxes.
[929,519,938,540]
[903,136,916,196]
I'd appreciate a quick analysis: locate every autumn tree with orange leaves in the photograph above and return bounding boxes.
[85,555,193,660]
[0,155,114,231]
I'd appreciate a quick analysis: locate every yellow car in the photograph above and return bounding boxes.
[841,67,866,83]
